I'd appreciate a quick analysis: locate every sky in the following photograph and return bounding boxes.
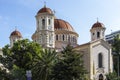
[0,0,120,47]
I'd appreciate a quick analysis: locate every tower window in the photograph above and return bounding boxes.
[98,53,103,68]
[97,32,100,38]
[48,19,51,25]
[42,19,45,26]
[56,35,58,40]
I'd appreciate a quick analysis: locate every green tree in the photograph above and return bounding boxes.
[51,45,87,80]
[0,67,13,80]
[112,35,120,75]
[1,45,13,70]
[11,39,42,69]
[11,65,26,80]
[32,49,57,80]
[106,71,120,80]
[0,39,42,79]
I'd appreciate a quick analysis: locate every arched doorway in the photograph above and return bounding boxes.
[99,74,103,80]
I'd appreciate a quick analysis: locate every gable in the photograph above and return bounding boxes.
[91,39,111,50]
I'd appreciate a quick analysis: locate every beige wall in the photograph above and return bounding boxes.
[74,43,91,79]
[74,40,113,80]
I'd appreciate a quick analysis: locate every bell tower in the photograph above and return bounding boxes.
[90,21,106,41]
[32,5,55,48]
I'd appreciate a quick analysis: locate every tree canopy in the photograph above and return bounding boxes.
[112,35,120,54]
[0,40,87,80]
[51,45,87,80]
[0,39,42,80]
[112,35,120,75]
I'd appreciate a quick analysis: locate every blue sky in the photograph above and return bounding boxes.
[0,0,120,47]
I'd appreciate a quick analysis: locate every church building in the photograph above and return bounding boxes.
[74,21,113,80]
[1,5,113,80]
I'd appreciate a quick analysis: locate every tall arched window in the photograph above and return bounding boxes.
[42,19,45,26]
[56,35,58,40]
[68,35,70,43]
[97,32,100,38]
[48,19,51,25]
[63,35,64,41]
[98,53,103,68]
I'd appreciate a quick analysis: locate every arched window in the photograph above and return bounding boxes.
[56,35,58,40]
[42,19,45,26]
[97,32,100,38]
[48,19,51,25]
[68,35,70,42]
[98,53,103,68]
[63,35,64,41]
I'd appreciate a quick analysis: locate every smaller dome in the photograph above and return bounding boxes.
[10,30,22,37]
[92,21,105,29]
[37,6,53,14]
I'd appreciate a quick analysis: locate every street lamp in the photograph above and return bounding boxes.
[26,70,32,80]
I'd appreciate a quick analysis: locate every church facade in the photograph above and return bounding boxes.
[74,22,113,79]
[0,5,113,80]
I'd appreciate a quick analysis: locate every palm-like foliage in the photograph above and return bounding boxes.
[51,45,87,80]
[32,49,57,80]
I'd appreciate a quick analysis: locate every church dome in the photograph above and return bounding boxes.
[10,30,22,37]
[54,19,75,32]
[92,21,105,29]
[37,6,53,14]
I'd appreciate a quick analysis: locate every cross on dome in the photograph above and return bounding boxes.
[44,1,46,7]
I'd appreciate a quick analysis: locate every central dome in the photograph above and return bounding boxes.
[54,19,74,32]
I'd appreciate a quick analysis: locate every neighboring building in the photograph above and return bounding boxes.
[1,5,113,80]
[105,30,120,44]
[74,21,113,80]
